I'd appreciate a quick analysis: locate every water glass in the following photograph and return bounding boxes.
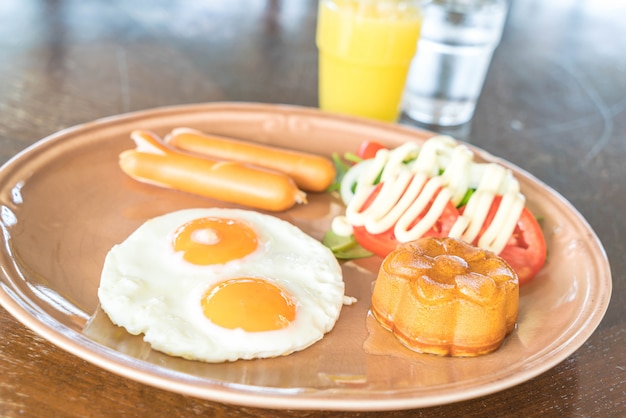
[402,0,509,126]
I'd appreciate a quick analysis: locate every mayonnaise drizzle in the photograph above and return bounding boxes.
[336,135,525,255]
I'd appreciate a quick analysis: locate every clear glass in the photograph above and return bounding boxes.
[402,0,509,126]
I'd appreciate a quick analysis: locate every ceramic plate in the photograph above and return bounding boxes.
[0,103,612,411]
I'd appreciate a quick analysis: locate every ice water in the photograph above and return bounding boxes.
[403,0,508,126]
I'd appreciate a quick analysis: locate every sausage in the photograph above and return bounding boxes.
[119,130,307,212]
[165,128,336,193]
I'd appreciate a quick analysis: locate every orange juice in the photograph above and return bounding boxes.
[316,0,423,122]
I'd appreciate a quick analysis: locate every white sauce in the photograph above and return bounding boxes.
[335,135,525,255]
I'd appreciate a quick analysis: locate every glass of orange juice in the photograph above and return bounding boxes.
[316,0,424,123]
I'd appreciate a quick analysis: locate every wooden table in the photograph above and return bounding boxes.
[1,1,624,416]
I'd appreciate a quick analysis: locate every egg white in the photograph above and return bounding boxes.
[97,208,345,362]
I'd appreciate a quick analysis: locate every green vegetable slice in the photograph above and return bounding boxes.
[322,230,373,260]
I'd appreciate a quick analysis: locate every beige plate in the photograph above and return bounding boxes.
[0,103,612,411]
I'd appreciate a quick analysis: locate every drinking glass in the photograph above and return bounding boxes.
[317,0,425,123]
[402,0,509,126]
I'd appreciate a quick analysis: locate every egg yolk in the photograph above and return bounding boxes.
[202,278,297,332]
[172,217,258,265]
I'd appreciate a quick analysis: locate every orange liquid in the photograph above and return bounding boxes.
[316,0,423,122]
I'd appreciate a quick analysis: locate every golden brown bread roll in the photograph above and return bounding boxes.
[371,237,519,357]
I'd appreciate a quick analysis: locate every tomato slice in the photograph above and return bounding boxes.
[357,141,386,160]
[352,182,460,258]
[348,142,547,284]
[461,196,547,285]
[353,186,546,283]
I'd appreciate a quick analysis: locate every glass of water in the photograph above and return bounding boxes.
[402,0,509,126]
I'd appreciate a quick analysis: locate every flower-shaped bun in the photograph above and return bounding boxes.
[371,237,519,357]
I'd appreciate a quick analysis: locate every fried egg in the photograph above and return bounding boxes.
[97,208,345,362]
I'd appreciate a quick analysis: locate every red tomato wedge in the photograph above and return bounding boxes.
[352,182,460,258]
[461,196,547,285]
[351,184,546,284]
[357,141,386,160]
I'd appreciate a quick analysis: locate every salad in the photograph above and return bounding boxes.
[323,136,547,285]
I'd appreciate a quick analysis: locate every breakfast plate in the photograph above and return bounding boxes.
[0,102,612,411]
